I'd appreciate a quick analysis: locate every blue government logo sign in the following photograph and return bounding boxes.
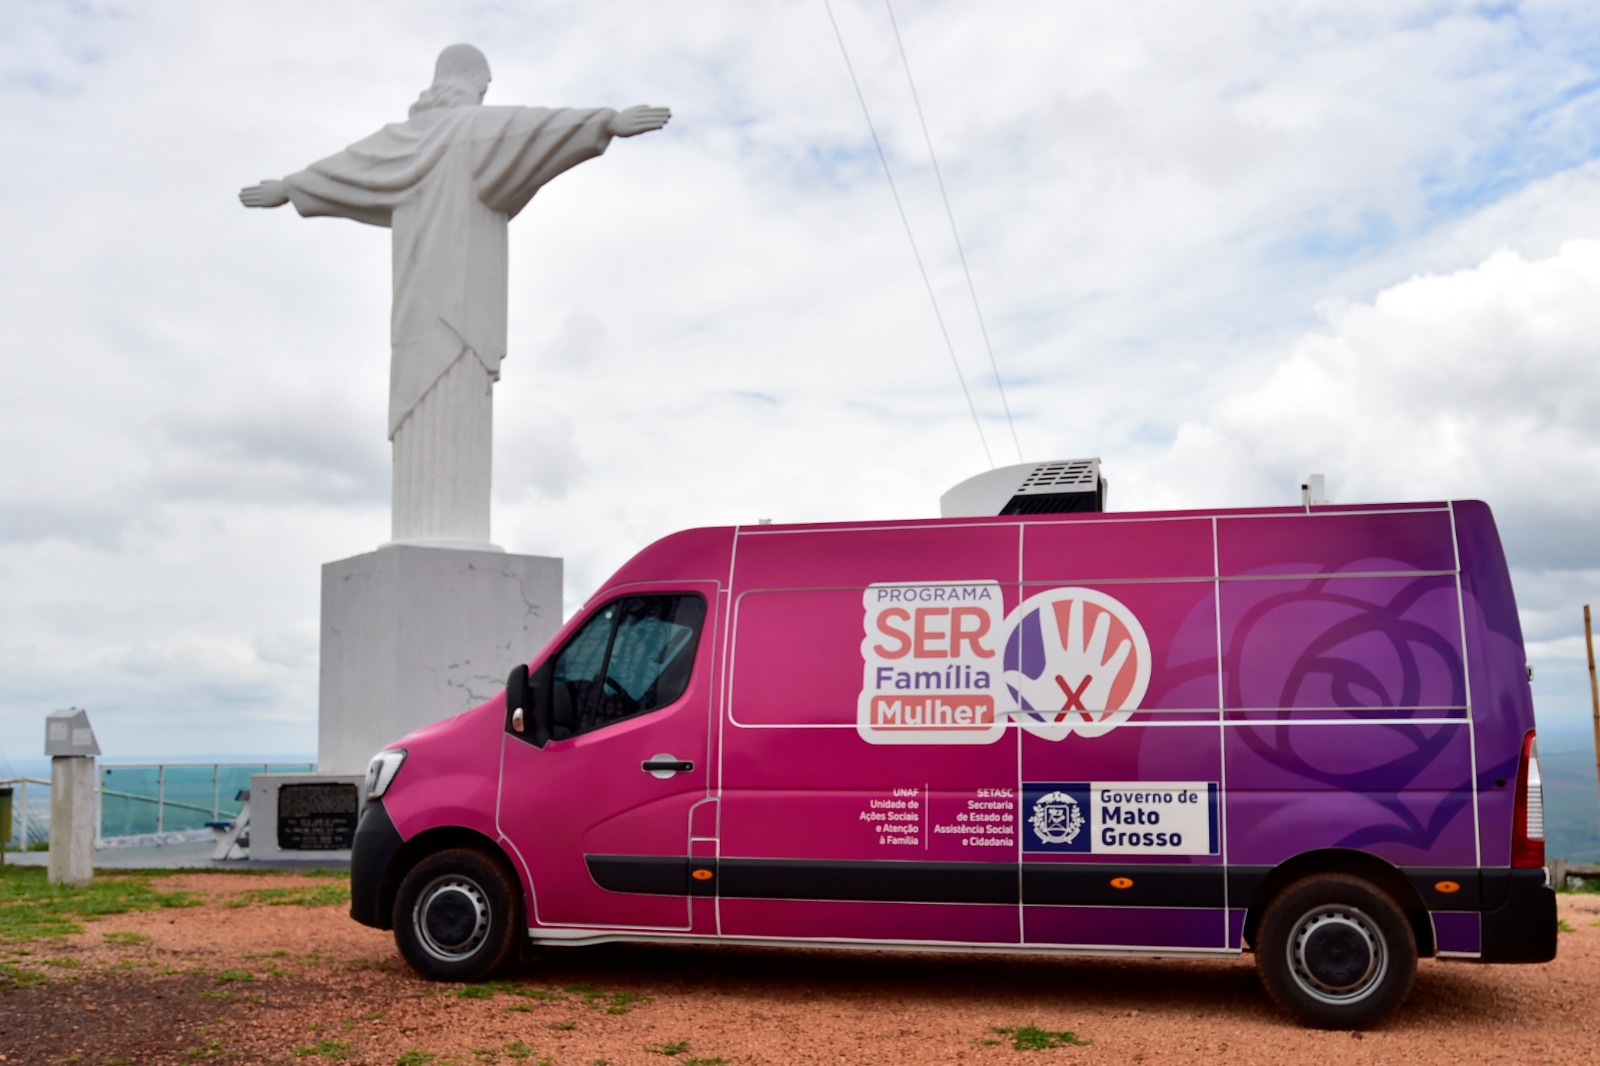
[1023,783,1092,853]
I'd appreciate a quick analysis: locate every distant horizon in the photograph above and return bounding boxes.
[2,752,318,776]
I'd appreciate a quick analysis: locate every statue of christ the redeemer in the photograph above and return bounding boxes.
[241,44,669,548]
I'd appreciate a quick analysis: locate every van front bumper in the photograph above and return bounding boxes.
[350,800,404,930]
[1478,867,1558,963]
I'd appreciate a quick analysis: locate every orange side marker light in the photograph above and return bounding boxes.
[1434,880,1460,894]
[1110,877,1134,890]
[691,869,714,882]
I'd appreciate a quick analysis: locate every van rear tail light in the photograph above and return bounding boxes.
[1511,730,1545,869]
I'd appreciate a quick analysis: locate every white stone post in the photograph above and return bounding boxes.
[44,708,100,885]
[48,756,96,886]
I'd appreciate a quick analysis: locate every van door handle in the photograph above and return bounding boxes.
[642,755,694,778]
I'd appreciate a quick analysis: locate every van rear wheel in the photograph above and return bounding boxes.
[1256,874,1416,1029]
[393,848,522,982]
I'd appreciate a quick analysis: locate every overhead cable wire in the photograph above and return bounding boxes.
[822,0,994,469]
[883,0,1024,465]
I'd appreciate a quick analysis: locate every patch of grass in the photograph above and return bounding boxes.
[226,884,351,909]
[183,1038,234,1059]
[506,1003,532,1013]
[457,978,564,1001]
[990,1025,1090,1050]
[563,984,650,1014]
[1558,918,1576,933]
[293,1039,351,1060]
[684,1059,727,1066]
[480,980,647,1014]
[0,960,48,989]
[43,956,82,968]
[215,969,255,983]
[501,981,561,999]
[646,1041,690,1055]
[0,867,197,942]
[197,989,234,1001]
[394,1053,437,1066]
[103,930,150,946]
[600,991,650,1014]
[503,1040,534,1061]
[548,1021,575,1031]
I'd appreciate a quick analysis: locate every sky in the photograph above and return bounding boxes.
[2,0,1599,765]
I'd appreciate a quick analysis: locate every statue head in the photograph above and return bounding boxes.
[410,44,492,116]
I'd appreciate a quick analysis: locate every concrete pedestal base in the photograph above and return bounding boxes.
[48,756,95,886]
[248,773,366,862]
[318,544,562,775]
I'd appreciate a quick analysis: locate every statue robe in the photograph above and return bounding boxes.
[282,104,616,545]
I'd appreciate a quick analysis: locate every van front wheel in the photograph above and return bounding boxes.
[1256,874,1416,1029]
[393,848,522,982]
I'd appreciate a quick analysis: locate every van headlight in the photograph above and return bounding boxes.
[364,749,407,800]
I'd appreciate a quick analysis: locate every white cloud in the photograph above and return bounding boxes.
[1141,241,1600,561]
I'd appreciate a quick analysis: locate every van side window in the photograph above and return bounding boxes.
[549,595,707,738]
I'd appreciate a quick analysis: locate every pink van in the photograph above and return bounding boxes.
[350,493,1555,1029]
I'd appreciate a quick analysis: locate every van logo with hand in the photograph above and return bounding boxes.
[1002,587,1151,741]
[858,582,1150,744]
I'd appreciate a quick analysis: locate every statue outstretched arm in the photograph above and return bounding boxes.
[607,105,671,138]
[239,179,291,209]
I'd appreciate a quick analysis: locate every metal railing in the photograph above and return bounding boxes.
[1,762,316,849]
[0,778,51,851]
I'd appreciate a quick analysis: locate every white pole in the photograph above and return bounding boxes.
[47,756,95,886]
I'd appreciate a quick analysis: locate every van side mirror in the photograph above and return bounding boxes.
[505,664,530,735]
[504,661,555,748]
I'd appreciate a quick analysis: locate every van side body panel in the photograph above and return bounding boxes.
[354,500,1554,972]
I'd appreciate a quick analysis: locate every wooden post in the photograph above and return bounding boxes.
[1588,605,1600,821]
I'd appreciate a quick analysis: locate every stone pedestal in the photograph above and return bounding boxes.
[48,756,95,886]
[248,773,366,862]
[318,544,562,775]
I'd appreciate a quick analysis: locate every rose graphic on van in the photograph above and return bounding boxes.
[1003,587,1151,740]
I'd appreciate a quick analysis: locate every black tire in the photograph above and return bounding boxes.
[393,848,523,982]
[1256,873,1416,1030]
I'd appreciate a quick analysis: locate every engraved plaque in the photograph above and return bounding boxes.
[276,782,359,851]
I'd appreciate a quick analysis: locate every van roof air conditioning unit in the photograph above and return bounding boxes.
[940,459,1107,517]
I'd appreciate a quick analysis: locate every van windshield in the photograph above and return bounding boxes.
[550,594,707,735]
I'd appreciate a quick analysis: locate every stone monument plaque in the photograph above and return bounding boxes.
[276,782,360,851]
